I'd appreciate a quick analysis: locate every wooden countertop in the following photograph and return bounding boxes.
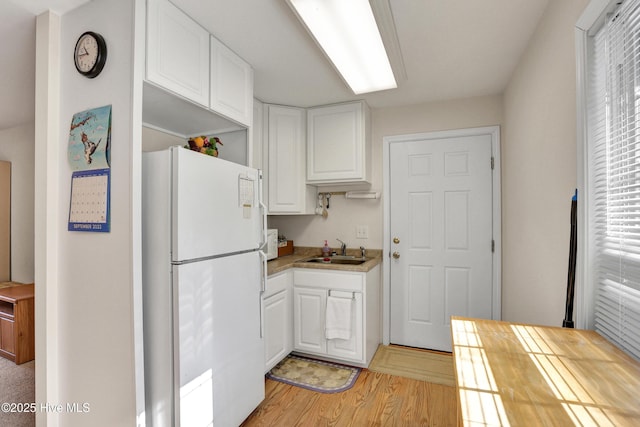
[267,247,382,276]
[450,316,640,426]
[0,282,34,303]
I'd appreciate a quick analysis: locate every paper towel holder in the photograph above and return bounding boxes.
[345,191,380,199]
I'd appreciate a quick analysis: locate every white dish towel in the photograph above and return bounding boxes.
[325,294,353,340]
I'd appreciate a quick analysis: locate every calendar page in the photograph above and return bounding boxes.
[68,168,110,232]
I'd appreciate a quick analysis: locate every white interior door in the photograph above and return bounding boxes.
[389,130,496,352]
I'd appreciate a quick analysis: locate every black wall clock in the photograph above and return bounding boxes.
[74,31,107,78]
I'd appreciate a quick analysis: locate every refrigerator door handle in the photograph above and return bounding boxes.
[259,201,267,250]
[259,251,267,293]
[259,250,267,338]
[258,170,267,250]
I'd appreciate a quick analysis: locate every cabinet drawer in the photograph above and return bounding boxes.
[294,269,363,292]
[265,271,290,298]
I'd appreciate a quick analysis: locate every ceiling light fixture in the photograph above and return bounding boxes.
[287,0,398,94]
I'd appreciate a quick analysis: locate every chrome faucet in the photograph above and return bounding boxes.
[360,246,366,258]
[336,238,347,256]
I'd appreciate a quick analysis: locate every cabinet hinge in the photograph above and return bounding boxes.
[491,239,495,253]
[491,157,495,170]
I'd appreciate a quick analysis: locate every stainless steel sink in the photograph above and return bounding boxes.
[303,256,368,265]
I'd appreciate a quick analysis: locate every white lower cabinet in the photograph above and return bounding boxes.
[263,270,293,373]
[294,287,363,361]
[292,266,380,367]
[293,287,329,355]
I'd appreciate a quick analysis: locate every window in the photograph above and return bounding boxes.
[585,0,640,361]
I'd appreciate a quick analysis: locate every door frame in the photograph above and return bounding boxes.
[382,126,502,345]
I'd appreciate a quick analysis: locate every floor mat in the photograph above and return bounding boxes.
[267,354,360,393]
[368,344,455,387]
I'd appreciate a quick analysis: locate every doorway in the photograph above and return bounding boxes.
[382,126,501,352]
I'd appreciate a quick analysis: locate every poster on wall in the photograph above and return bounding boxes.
[67,104,111,170]
[67,105,112,232]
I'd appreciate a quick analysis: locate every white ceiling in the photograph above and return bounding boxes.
[0,0,550,130]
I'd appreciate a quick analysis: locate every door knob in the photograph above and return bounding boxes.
[392,251,400,259]
[393,237,400,244]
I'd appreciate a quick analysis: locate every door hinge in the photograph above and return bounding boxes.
[491,239,495,253]
[491,157,495,170]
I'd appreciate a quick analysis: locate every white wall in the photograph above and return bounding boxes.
[0,122,35,283]
[142,126,182,151]
[142,126,247,165]
[269,95,503,251]
[52,0,138,425]
[501,0,588,326]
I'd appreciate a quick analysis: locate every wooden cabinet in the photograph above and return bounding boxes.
[0,283,34,364]
[146,0,210,106]
[0,161,9,282]
[306,101,371,185]
[263,271,293,373]
[210,37,253,127]
[0,317,14,354]
[292,266,380,367]
[265,105,316,214]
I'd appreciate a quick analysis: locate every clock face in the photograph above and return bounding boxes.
[74,32,107,78]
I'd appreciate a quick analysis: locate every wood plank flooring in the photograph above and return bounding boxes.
[241,369,458,426]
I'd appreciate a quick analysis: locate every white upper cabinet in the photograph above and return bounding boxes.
[306,101,371,185]
[265,105,316,214]
[146,0,210,107]
[146,0,254,129]
[210,37,254,127]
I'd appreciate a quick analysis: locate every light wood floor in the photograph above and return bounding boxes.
[241,369,458,426]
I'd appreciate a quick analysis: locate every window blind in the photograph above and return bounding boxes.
[588,0,640,361]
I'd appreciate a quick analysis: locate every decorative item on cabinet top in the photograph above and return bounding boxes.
[185,135,223,157]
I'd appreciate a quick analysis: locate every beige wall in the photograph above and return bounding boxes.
[272,0,589,329]
[501,0,588,326]
[269,95,503,251]
[0,122,35,283]
[35,1,140,424]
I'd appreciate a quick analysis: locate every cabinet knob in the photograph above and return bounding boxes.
[393,237,400,244]
[392,251,400,259]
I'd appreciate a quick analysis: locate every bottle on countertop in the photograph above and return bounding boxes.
[321,240,331,257]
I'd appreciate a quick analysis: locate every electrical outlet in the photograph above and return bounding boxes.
[356,225,369,239]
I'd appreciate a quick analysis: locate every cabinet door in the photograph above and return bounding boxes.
[210,37,253,126]
[326,292,363,362]
[147,0,210,106]
[307,101,370,184]
[264,289,289,372]
[0,317,14,355]
[0,161,9,282]
[267,106,316,214]
[293,287,327,355]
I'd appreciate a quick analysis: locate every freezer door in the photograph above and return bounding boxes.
[174,251,264,427]
[172,147,263,262]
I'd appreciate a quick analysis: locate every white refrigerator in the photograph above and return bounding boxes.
[141,147,266,427]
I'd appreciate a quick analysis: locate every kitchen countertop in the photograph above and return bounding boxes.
[267,247,382,276]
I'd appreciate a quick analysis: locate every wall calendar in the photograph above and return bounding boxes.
[67,105,112,232]
[68,168,111,232]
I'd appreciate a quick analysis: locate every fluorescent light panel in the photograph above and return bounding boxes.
[289,0,397,94]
